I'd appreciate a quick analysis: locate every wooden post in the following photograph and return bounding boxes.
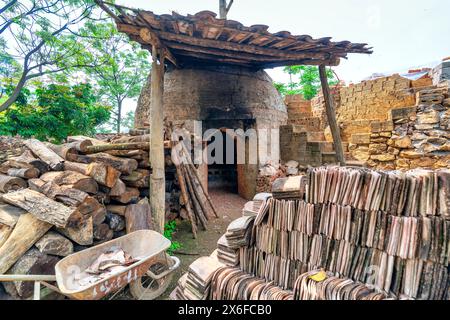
[149,47,166,234]
[319,65,346,166]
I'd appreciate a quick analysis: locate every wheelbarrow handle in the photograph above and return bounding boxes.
[0,275,57,282]
[146,255,180,281]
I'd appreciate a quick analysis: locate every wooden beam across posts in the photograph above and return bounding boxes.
[319,65,346,166]
[149,46,166,234]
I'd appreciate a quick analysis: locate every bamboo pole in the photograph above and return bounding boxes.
[319,65,346,165]
[149,47,166,234]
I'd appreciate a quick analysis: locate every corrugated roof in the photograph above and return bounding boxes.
[96,1,373,69]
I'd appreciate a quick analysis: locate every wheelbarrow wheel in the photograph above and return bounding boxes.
[129,271,174,300]
[129,253,176,300]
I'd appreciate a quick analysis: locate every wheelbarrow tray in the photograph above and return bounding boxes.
[55,230,171,300]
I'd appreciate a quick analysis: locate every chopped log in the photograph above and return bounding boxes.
[0,213,52,274]
[0,174,27,193]
[111,187,140,204]
[66,153,138,175]
[124,200,152,233]
[112,134,150,144]
[86,163,121,188]
[40,171,98,194]
[0,224,12,249]
[106,212,125,232]
[2,189,81,228]
[3,249,59,299]
[85,142,152,154]
[35,231,74,257]
[129,128,150,136]
[67,135,105,146]
[66,140,93,153]
[109,179,126,197]
[28,179,101,217]
[56,217,93,246]
[92,191,110,206]
[91,207,107,226]
[9,150,49,174]
[104,149,145,159]
[93,223,114,242]
[122,169,150,188]
[0,203,23,227]
[106,205,127,216]
[24,139,64,171]
[44,142,77,160]
[64,161,120,188]
[7,167,40,179]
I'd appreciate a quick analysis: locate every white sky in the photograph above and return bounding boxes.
[117,0,450,113]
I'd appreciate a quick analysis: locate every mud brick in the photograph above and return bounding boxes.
[371,121,394,133]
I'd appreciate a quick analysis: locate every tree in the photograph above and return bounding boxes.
[219,0,234,19]
[0,0,98,112]
[0,82,110,142]
[77,21,151,133]
[275,65,338,100]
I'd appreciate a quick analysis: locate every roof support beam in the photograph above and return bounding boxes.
[319,65,346,166]
[149,47,166,234]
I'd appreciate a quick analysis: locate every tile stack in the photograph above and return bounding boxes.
[173,166,450,300]
[183,256,225,300]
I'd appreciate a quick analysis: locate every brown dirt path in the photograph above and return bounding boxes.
[159,188,247,299]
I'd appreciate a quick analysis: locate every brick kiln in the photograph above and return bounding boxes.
[135,65,288,200]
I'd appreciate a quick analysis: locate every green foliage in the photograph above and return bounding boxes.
[164,220,182,256]
[0,83,110,142]
[275,66,338,100]
[76,21,151,133]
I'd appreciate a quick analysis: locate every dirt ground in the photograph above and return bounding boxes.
[159,187,247,300]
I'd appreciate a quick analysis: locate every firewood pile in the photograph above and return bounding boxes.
[0,135,155,299]
[0,131,214,299]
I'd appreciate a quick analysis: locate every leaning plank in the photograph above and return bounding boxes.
[24,139,64,171]
[0,213,52,274]
[125,200,152,234]
[1,189,79,228]
[35,231,74,257]
[0,174,27,193]
[40,171,98,194]
[56,217,93,246]
[66,153,138,175]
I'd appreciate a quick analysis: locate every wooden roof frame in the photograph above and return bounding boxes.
[95,1,373,69]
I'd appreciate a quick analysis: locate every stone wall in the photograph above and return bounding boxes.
[349,85,450,170]
[311,75,418,142]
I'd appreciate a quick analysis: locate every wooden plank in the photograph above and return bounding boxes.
[319,64,345,165]
[0,213,52,274]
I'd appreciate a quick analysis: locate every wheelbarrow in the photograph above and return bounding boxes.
[0,230,180,300]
